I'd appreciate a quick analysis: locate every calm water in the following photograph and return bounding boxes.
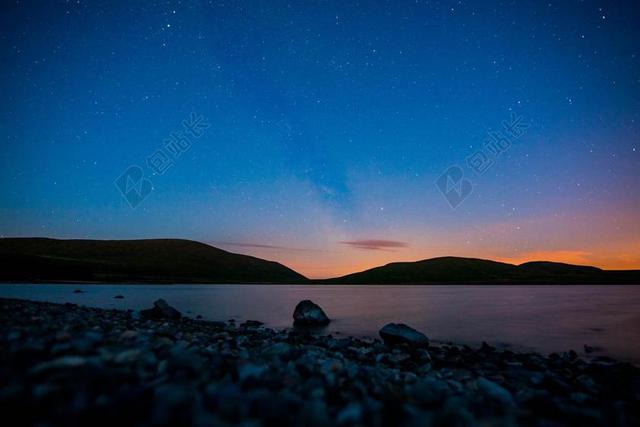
[1,284,640,363]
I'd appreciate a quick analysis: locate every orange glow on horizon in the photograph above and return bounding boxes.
[232,245,640,280]
[220,207,640,279]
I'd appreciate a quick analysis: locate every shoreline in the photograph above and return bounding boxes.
[1,297,639,426]
[3,280,640,286]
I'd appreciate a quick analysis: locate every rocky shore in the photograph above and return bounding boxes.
[1,298,639,427]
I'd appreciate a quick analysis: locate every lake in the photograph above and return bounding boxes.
[1,284,639,363]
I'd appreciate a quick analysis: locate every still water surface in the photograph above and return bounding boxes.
[1,284,639,362]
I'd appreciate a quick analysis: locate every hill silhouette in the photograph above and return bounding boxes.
[1,238,638,284]
[322,256,640,284]
[0,238,307,283]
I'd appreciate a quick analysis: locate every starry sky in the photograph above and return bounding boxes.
[1,0,639,278]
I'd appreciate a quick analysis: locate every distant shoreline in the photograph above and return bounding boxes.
[2,238,639,285]
[2,280,640,286]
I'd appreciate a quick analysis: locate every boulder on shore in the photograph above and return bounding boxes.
[140,299,181,320]
[293,300,330,326]
[379,323,429,346]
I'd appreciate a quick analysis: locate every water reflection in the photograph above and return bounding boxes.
[1,284,639,362]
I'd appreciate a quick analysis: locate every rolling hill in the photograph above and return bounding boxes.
[1,238,638,284]
[0,238,307,283]
[322,256,640,284]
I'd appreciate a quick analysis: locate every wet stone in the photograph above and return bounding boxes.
[140,299,182,320]
[379,323,429,347]
[293,300,330,326]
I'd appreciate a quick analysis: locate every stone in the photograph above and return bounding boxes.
[237,362,268,382]
[293,300,330,326]
[262,342,291,357]
[410,377,450,404]
[140,299,182,320]
[435,397,476,427]
[576,374,599,394]
[73,332,104,353]
[299,399,330,427]
[336,402,362,425]
[480,341,495,352]
[240,320,264,328]
[55,330,71,342]
[151,384,195,425]
[114,349,142,364]
[477,377,515,406]
[205,383,246,422]
[119,330,138,340]
[387,352,410,364]
[30,355,88,374]
[379,323,429,346]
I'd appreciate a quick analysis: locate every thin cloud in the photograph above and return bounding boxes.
[340,239,408,251]
[213,241,327,253]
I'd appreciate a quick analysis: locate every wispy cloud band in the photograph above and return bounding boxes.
[340,239,408,251]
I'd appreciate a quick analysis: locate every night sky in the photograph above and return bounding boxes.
[1,1,639,278]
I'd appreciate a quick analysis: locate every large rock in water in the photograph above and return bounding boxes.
[379,323,429,346]
[293,300,330,326]
[140,299,181,320]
